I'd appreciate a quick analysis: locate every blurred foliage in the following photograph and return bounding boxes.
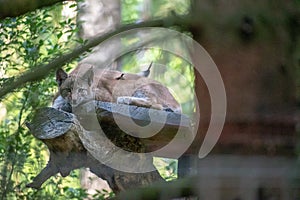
[121,0,190,22]
[0,0,193,199]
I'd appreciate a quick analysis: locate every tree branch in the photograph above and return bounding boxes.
[0,0,73,20]
[26,106,169,192]
[0,16,192,100]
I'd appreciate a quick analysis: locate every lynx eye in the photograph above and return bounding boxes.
[61,88,71,97]
[78,88,88,95]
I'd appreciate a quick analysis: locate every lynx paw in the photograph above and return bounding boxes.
[117,96,163,110]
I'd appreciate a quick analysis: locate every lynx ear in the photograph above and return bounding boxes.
[56,69,68,86]
[82,67,94,86]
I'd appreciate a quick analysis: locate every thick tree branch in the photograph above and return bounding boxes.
[0,16,192,100]
[0,0,73,19]
[26,106,178,192]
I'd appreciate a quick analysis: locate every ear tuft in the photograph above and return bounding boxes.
[56,69,68,86]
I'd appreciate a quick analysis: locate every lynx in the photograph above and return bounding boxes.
[55,63,181,113]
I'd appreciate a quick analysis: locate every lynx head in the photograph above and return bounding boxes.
[56,67,94,107]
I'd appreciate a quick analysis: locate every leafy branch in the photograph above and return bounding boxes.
[0,0,74,19]
[0,15,192,100]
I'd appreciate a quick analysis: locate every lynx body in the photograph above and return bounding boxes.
[55,63,181,113]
